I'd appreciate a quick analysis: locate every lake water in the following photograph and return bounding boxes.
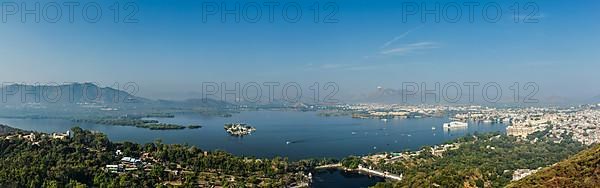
[311,169,384,188]
[0,110,506,160]
[0,110,506,187]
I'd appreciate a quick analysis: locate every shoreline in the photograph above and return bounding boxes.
[314,163,402,182]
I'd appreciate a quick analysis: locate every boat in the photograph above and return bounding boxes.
[286,141,291,145]
[443,121,468,129]
[431,127,436,130]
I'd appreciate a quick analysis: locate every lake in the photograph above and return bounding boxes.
[0,110,506,187]
[311,169,384,188]
[0,110,506,160]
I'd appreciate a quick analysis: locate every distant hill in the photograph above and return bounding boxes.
[589,95,600,104]
[0,83,229,107]
[0,83,231,117]
[0,83,149,106]
[0,124,24,135]
[507,144,600,187]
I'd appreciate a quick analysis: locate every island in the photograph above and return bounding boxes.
[73,118,198,130]
[73,118,159,126]
[134,123,186,130]
[224,123,256,136]
[187,125,202,129]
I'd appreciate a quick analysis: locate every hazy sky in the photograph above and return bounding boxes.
[1,0,599,100]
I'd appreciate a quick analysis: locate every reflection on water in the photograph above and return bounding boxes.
[0,110,506,160]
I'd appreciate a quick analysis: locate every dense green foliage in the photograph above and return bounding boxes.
[371,132,587,188]
[134,123,186,130]
[0,127,312,187]
[73,118,159,126]
[187,125,202,129]
[507,144,600,187]
[0,127,114,187]
[73,118,197,130]
[341,156,362,169]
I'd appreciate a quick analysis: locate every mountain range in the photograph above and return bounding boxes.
[0,83,231,117]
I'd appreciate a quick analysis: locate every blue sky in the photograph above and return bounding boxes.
[1,0,599,101]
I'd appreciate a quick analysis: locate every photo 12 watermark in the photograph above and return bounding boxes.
[0,82,140,104]
[0,81,342,105]
[0,1,139,23]
[400,82,539,104]
[401,1,540,23]
[200,1,339,23]
[201,82,340,104]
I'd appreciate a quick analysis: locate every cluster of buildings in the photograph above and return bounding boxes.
[224,123,256,136]
[2,130,71,145]
[450,106,520,123]
[449,104,600,145]
[429,143,461,157]
[512,168,540,181]
[361,142,462,166]
[105,156,143,173]
[506,107,600,145]
[336,103,600,145]
[336,104,448,119]
[330,103,599,145]
[544,108,600,145]
[105,150,155,173]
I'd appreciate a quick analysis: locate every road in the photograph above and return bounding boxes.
[358,165,403,181]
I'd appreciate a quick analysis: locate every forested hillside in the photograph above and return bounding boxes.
[507,144,600,187]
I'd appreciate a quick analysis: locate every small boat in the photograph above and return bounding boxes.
[286,141,291,145]
[351,132,357,135]
[431,127,436,130]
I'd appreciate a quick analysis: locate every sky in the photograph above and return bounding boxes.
[0,0,599,102]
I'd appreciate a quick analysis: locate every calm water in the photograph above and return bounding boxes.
[0,110,506,187]
[311,169,384,188]
[0,110,506,160]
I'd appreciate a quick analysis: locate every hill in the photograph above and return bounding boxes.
[0,124,24,135]
[369,133,587,188]
[507,144,600,187]
[0,83,231,117]
[0,83,149,105]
